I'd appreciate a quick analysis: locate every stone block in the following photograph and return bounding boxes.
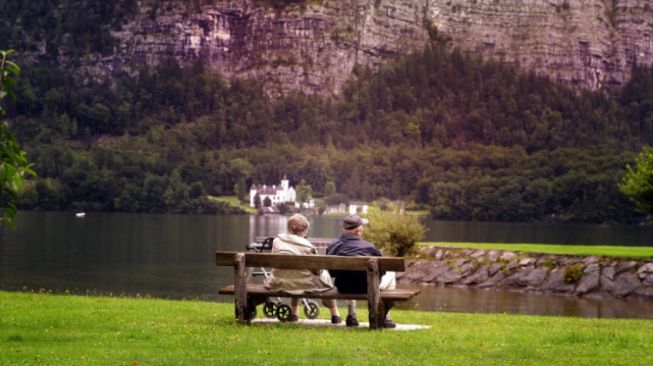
[616,261,638,274]
[436,270,463,285]
[636,263,653,278]
[434,249,444,261]
[612,272,641,297]
[505,260,519,271]
[462,268,490,285]
[525,268,548,287]
[541,268,574,293]
[459,262,476,276]
[575,270,600,295]
[471,250,485,258]
[584,263,600,274]
[583,256,599,265]
[478,271,506,288]
[487,250,500,262]
[519,258,536,266]
[600,274,615,294]
[644,273,653,286]
[500,251,517,261]
[602,266,616,281]
[536,255,558,267]
[488,263,503,277]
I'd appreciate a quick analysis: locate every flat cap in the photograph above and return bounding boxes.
[343,214,368,230]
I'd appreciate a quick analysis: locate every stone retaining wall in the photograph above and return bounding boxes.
[397,247,653,299]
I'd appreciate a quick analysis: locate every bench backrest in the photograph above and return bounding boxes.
[215,251,405,272]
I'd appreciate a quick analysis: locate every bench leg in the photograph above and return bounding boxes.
[234,253,248,323]
[247,295,266,321]
[383,300,394,319]
[367,258,383,329]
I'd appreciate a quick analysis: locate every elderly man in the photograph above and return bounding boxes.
[326,214,396,328]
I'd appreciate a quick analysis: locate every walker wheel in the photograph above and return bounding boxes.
[303,300,320,319]
[276,304,292,322]
[247,305,257,320]
[263,302,278,318]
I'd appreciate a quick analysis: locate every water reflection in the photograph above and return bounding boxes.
[399,285,653,320]
[2,211,653,319]
[424,220,653,246]
[248,214,342,242]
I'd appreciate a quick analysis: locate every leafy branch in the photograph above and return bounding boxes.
[619,146,653,218]
[0,50,35,226]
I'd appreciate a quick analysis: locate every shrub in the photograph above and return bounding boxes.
[376,197,391,210]
[363,210,426,257]
[563,263,584,283]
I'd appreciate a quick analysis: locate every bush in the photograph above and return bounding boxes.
[363,210,426,257]
[376,197,391,211]
[563,263,584,283]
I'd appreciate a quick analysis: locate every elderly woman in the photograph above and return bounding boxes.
[265,213,342,324]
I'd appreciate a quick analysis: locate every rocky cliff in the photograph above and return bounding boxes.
[87,0,653,95]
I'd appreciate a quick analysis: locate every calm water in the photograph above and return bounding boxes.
[2,211,653,319]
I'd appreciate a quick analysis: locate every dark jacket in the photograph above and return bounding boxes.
[326,233,383,293]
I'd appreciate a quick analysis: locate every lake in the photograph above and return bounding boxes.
[2,211,653,319]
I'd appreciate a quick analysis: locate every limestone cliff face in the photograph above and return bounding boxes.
[428,0,653,90]
[90,0,653,95]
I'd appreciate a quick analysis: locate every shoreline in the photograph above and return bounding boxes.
[399,246,653,300]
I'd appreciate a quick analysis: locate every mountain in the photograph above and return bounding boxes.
[6,0,652,96]
[2,0,653,223]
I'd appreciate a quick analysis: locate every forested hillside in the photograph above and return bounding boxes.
[5,31,653,222]
[0,0,136,57]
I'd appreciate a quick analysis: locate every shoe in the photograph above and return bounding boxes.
[288,314,298,322]
[346,314,359,327]
[383,318,397,328]
[331,315,341,324]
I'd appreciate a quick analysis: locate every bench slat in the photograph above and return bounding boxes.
[216,251,405,272]
[218,284,420,301]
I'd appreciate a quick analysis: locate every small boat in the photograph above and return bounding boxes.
[75,212,86,218]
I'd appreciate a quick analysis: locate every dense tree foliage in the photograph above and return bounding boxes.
[0,0,137,57]
[1,50,35,225]
[619,146,653,217]
[6,36,653,222]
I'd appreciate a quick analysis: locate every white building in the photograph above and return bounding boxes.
[348,201,369,215]
[249,176,297,208]
[324,203,347,214]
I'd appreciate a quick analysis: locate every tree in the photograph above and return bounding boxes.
[295,179,313,206]
[324,180,336,196]
[234,176,247,203]
[0,50,35,226]
[363,209,425,257]
[619,146,653,217]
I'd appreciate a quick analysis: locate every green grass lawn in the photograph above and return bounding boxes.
[209,195,258,214]
[2,291,653,365]
[421,242,653,260]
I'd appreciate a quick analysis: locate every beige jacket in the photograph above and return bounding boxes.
[264,233,334,294]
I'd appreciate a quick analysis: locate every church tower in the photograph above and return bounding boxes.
[281,174,289,191]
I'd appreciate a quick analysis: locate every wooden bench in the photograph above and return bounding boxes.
[216,251,420,329]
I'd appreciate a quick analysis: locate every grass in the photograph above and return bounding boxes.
[364,202,429,217]
[2,291,653,365]
[209,195,258,214]
[405,209,429,216]
[421,242,653,260]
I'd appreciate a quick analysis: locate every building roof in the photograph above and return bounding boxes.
[250,184,285,195]
[349,201,368,206]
